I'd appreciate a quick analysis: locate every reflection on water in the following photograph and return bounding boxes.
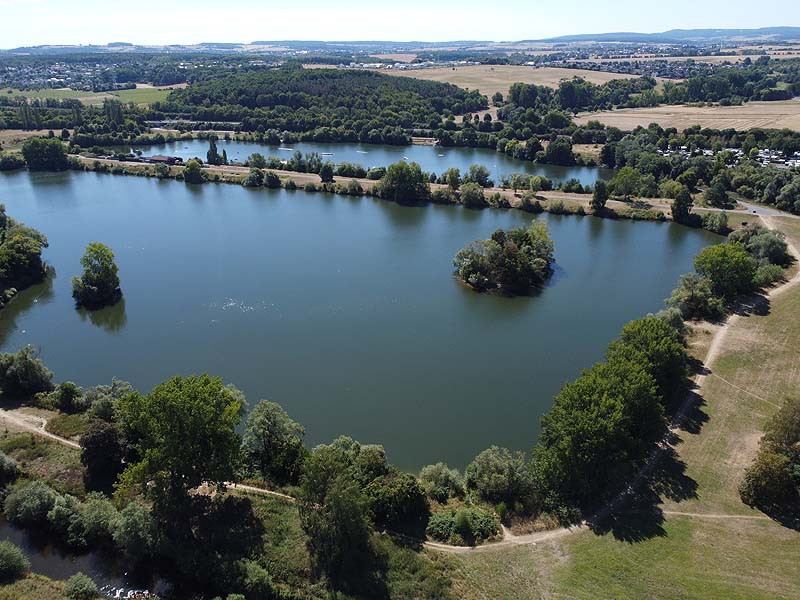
[0,518,166,597]
[0,268,55,345]
[78,297,128,333]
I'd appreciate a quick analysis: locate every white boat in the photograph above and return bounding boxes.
[278,147,293,151]
[356,150,368,154]
[321,152,333,156]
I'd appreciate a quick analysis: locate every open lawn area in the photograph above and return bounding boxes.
[373,65,647,98]
[448,215,800,599]
[576,100,800,132]
[0,85,174,106]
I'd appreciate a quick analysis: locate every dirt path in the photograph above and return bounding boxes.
[0,408,80,449]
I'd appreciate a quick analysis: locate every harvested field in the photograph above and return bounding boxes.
[576,100,800,132]
[377,65,645,97]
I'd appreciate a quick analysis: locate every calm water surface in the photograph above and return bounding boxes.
[0,170,719,470]
[114,139,613,187]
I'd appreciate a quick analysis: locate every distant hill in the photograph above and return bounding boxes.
[539,27,800,44]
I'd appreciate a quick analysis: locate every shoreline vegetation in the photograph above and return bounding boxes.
[2,150,767,234]
[0,144,797,599]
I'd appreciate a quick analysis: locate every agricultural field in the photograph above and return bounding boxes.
[576,100,800,132]
[377,65,648,98]
[0,84,176,106]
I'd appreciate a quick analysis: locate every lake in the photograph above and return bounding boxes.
[0,170,719,470]
[112,139,613,187]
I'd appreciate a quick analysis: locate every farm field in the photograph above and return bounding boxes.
[449,216,800,600]
[375,65,647,97]
[0,84,176,106]
[576,100,800,131]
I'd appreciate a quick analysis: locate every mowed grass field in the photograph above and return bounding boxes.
[448,216,800,599]
[0,84,175,106]
[576,100,800,132]
[376,65,644,97]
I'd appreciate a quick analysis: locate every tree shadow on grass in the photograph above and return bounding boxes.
[587,445,698,542]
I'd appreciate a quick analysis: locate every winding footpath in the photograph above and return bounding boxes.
[1,211,798,554]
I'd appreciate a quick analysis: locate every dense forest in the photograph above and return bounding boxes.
[153,66,488,144]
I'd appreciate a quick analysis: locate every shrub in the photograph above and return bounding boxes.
[65,572,99,600]
[51,381,86,413]
[365,471,430,536]
[0,346,54,398]
[754,264,784,288]
[419,463,464,502]
[0,154,26,171]
[548,199,567,214]
[700,211,728,234]
[0,540,29,582]
[459,182,487,208]
[346,179,363,196]
[465,446,532,504]
[366,167,386,180]
[431,188,457,204]
[242,168,264,187]
[303,182,318,192]
[426,508,499,545]
[264,171,281,189]
[4,480,59,527]
[694,242,757,300]
[666,273,725,321]
[0,451,20,488]
[112,502,158,562]
[739,451,795,508]
[283,178,297,191]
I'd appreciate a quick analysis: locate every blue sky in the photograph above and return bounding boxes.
[0,0,798,48]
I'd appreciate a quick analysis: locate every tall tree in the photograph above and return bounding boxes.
[116,375,242,510]
[71,242,121,309]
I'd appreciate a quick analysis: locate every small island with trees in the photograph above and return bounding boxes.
[453,220,555,294]
[71,242,122,310]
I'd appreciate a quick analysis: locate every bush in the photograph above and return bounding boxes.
[694,242,757,300]
[4,480,59,527]
[376,161,430,204]
[739,451,796,508]
[548,199,567,214]
[366,167,386,180]
[667,273,725,321]
[700,211,728,234]
[65,572,99,600]
[51,381,86,413]
[425,508,499,546]
[419,463,464,503]
[0,346,54,398]
[0,540,29,582]
[0,154,26,171]
[459,182,487,208]
[283,178,297,191]
[431,188,457,204]
[465,446,532,504]
[303,182,318,192]
[754,263,785,288]
[365,471,430,536]
[242,168,264,187]
[21,137,69,171]
[0,451,20,488]
[112,502,158,562]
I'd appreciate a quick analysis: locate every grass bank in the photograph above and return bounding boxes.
[448,216,800,599]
